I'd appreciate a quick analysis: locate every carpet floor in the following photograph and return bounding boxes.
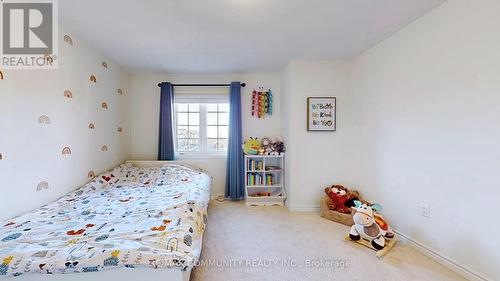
[191,200,465,281]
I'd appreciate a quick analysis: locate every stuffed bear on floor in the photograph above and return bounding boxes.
[324,185,360,214]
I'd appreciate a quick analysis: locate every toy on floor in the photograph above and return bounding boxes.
[320,197,354,226]
[242,137,261,155]
[344,199,397,257]
[324,185,359,214]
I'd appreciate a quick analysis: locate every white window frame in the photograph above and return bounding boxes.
[174,94,229,158]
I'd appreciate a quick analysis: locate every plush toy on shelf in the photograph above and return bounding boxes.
[270,137,285,155]
[344,199,397,257]
[242,137,261,155]
[324,185,359,214]
[261,137,273,155]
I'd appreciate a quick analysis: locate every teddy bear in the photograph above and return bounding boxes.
[261,137,273,155]
[270,137,285,155]
[324,185,360,214]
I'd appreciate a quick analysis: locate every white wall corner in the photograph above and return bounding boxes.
[396,230,489,281]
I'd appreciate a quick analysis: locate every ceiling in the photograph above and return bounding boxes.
[59,0,446,74]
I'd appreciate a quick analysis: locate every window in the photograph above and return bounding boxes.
[174,99,229,155]
[176,103,200,152]
[207,103,229,152]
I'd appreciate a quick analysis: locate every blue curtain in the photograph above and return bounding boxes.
[225,82,244,200]
[158,82,175,161]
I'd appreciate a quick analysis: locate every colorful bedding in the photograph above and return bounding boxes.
[0,163,211,278]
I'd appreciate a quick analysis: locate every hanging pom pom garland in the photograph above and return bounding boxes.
[263,91,269,114]
[266,89,273,115]
[252,87,273,119]
[252,90,259,117]
[258,90,266,118]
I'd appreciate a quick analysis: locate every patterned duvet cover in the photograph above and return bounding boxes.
[0,163,211,278]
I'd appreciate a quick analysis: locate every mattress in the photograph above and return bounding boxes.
[0,163,211,278]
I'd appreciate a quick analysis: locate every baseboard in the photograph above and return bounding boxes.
[395,230,488,281]
[210,194,224,200]
[287,205,320,212]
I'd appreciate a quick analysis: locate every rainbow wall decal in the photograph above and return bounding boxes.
[62,147,72,155]
[101,102,108,109]
[88,123,95,129]
[38,115,50,124]
[64,35,73,46]
[90,75,97,83]
[88,171,95,178]
[101,145,108,152]
[36,181,49,191]
[102,62,108,69]
[117,89,123,95]
[63,90,73,98]
[117,127,123,133]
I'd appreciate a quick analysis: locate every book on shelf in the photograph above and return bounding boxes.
[246,173,277,186]
[247,159,263,171]
[247,173,264,186]
[265,174,274,185]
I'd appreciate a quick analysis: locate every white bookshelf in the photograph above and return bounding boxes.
[244,154,286,206]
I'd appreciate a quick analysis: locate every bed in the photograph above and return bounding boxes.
[0,161,211,281]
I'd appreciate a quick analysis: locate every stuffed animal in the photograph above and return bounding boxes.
[324,185,359,213]
[270,137,285,155]
[345,200,394,250]
[261,137,273,155]
[242,137,261,155]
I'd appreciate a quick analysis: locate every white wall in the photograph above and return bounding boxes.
[346,0,499,279]
[281,61,351,211]
[0,26,131,221]
[130,73,281,196]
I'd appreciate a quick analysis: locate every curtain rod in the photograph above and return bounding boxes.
[157,82,246,88]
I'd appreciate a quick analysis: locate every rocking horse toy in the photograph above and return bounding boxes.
[344,199,397,257]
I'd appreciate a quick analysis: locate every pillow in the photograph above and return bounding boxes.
[110,163,133,176]
[119,162,134,171]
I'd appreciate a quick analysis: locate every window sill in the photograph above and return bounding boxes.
[176,153,227,159]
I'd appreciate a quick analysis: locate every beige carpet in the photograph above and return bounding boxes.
[191,200,465,281]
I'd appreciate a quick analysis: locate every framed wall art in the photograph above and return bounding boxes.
[307,97,336,131]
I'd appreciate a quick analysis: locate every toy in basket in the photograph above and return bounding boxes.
[344,199,397,257]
